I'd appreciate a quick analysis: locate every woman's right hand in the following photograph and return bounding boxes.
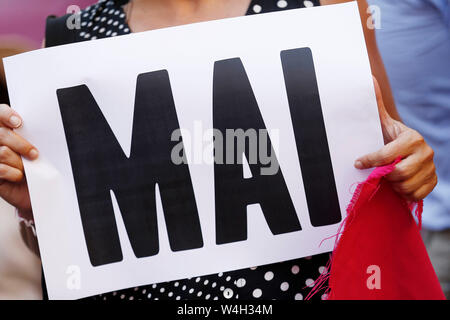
[0,104,38,215]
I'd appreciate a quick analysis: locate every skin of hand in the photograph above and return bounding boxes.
[0,0,437,214]
[0,104,37,214]
[0,78,437,219]
[355,77,437,201]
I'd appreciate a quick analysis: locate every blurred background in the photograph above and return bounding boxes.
[0,0,93,300]
[0,0,448,299]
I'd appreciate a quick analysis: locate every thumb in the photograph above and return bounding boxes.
[354,133,410,169]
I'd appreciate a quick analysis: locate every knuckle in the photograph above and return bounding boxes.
[424,145,434,161]
[0,146,8,160]
[368,150,384,164]
[377,149,391,164]
[0,105,13,121]
[12,170,23,182]
[430,162,437,176]
[412,190,423,201]
[0,127,9,140]
[0,163,7,176]
[395,166,410,180]
[360,157,371,167]
[398,182,414,195]
[431,174,438,188]
[411,130,425,146]
[424,162,437,182]
[375,151,386,163]
[22,143,33,155]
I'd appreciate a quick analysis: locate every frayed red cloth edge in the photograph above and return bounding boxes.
[306,158,445,300]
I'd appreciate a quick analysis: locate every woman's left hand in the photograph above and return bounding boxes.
[354,77,437,201]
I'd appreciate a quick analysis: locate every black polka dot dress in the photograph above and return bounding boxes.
[73,0,328,301]
[75,0,320,42]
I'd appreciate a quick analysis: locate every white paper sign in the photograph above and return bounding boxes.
[4,2,383,299]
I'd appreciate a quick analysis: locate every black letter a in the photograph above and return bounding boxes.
[213,58,302,244]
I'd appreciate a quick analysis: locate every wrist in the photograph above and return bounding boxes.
[15,207,36,236]
[16,207,34,222]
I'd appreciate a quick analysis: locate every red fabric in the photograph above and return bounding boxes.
[308,160,445,300]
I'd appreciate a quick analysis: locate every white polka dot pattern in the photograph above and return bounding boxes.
[76,0,130,41]
[77,0,319,42]
[73,0,325,302]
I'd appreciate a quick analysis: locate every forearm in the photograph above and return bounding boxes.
[368,49,400,121]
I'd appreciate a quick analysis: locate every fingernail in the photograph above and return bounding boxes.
[28,149,39,160]
[9,115,22,128]
[354,160,363,169]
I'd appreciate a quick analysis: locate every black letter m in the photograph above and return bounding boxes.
[57,70,203,267]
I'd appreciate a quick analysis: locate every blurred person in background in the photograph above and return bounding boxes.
[0,0,94,48]
[368,0,450,298]
[0,0,440,300]
[0,44,42,300]
[0,0,93,300]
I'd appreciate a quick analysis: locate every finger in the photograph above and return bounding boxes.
[0,179,32,212]
[354,133,414,169]
[391,162,436,196]
[385,154,421,182]
[386,144,434,182]
[0,127,38,160]
[0,104,22,129]
[401,175,437,201]
[0,146,24,171]
[0,163,23,182]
